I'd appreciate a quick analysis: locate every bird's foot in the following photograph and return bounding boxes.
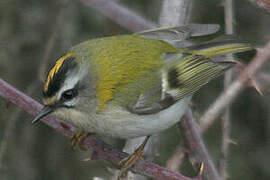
[118,136,150,179]
[70,131,92,151]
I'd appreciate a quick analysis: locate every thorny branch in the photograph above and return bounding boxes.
[178,39,270,179]
[180,108,221,180]
[166,41,270,179]
[0,78,202,180]
[200,42,270,132]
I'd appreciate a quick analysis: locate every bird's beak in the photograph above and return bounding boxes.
[32,105,53,124]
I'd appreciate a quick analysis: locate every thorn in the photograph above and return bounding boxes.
[249,79,264,96]
[234,61,264,96]
[194,163,204,180]
[199,162,204,176]
[229,139,238,145]
[82,158,91,161]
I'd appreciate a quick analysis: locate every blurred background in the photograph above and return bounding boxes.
[0,0,269,179]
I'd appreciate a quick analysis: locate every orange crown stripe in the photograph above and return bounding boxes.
[44,53,74,92]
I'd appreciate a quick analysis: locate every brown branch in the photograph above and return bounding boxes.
[200,42,270,132]
[79,0,156,32]
[0,78,204,180]
[180,108,222,180]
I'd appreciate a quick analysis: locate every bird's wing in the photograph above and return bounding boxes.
[163,37,252,101]
[121,36,252,115]
[164,54,235,100]
[136,24,220,41]
[124,53,235,115]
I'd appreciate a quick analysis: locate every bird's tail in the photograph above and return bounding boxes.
[185,36,252,57]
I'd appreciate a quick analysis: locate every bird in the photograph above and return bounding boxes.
[32,24,252,177]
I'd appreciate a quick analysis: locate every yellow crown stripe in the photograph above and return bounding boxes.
[44,53,74,92]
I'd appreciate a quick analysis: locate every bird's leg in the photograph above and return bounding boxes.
[118,136,150,178]
[70,131,92,151]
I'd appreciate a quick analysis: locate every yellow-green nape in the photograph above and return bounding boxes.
[44,53,74,93]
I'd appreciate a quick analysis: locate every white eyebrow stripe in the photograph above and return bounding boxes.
[56,67,87,101]
[57,75,80,100]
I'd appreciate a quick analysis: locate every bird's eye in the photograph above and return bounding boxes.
[61,89,78,101]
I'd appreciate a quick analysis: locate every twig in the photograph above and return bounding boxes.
[79,0,156,32]
[166,143,186,172]
[0,78,205,180]
[219,0,234,179]
[200,42,270,132]
[180,108,222,180]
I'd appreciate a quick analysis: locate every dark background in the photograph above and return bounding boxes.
[0,0,269,179]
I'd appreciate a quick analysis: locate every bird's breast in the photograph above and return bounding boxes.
[87,96,191,139]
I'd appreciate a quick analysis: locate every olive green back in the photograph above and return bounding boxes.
[71,35,178,111]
